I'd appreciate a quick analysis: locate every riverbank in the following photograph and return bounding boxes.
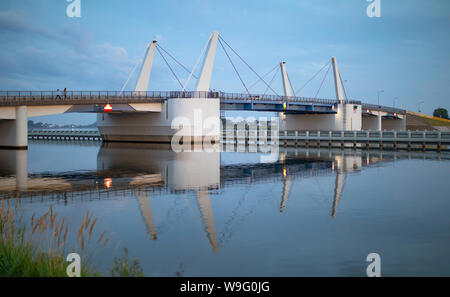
[406,111,450,131]
[0,201,144,277]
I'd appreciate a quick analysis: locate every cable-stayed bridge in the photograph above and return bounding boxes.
[0,31,406,148]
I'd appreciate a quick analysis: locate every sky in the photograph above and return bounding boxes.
[0,0,449,124]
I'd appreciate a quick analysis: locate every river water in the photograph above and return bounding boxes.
[0,141,449,276]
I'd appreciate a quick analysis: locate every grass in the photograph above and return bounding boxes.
[422,117,450,127]
[0,200,145,277]
[110,248,145,277]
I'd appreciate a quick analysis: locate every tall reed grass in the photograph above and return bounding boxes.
[0,200,143,277]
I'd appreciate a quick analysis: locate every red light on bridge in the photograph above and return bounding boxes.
[104,178,112,189]
[104,104,112,112]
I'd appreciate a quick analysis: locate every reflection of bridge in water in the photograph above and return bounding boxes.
[1,144,449,253]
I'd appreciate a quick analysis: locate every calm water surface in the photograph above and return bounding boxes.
[0,141,449,276]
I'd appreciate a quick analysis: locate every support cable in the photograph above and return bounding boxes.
[218,36,281,97]
[182,33,211,92]
[119,45,148,94]
[218,38,252,98]
[314,63,332,98]
[263,66,280,96]
[294,60,331,95]
[156,46,184,89]
[338,71,349,102]
[156,44,198,79]
[247,64,279,90]
[286,70,297,97]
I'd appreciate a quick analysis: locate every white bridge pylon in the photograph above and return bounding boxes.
[133,32,345,103]
[135,41,157,92]
[331,57,345,103]
[281,57,364,131]
[196,31,219,93]
[280,61,293,98]
[133,31,220,94]
[279,57,344,101]
[128,32,368,133]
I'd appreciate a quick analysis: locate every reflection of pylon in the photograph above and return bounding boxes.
[135,190,157,240]
[331,155,346,218]
[196,190,219,253]
[280,176,291,213]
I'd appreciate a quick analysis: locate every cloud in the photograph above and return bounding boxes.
[0,9,29,32]
[96,43,128,61]
[0,9,56,39]
[57,24,94,55]
[0,9,93,54]
[0,9,135,90]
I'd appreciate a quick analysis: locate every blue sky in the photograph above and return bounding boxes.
[0,0,449,124]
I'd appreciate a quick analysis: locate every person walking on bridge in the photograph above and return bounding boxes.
[55,89,61,99]
[63,88,67,99]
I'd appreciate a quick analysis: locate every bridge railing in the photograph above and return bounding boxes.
[0,90,346,105]
[0,90,177,100]
[217,92,345,105]
[1,91,407,114]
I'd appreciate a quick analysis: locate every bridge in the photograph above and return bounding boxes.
[0,90,348,114]
[0,31,407,148]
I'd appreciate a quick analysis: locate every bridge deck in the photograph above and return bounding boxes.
[0,90,406,115]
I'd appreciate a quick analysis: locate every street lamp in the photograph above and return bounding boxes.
[418,101,424,113]
[377,90,384,106]
[393,97,398,108]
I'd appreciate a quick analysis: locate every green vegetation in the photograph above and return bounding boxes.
[0,229,69,276]
[433,108,449,119]
[110,249,145,277]
[0,201,144,277]
[422,117,450,127]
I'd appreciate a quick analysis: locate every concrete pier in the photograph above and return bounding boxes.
[97,98,220,143]
[0,106,28,149]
